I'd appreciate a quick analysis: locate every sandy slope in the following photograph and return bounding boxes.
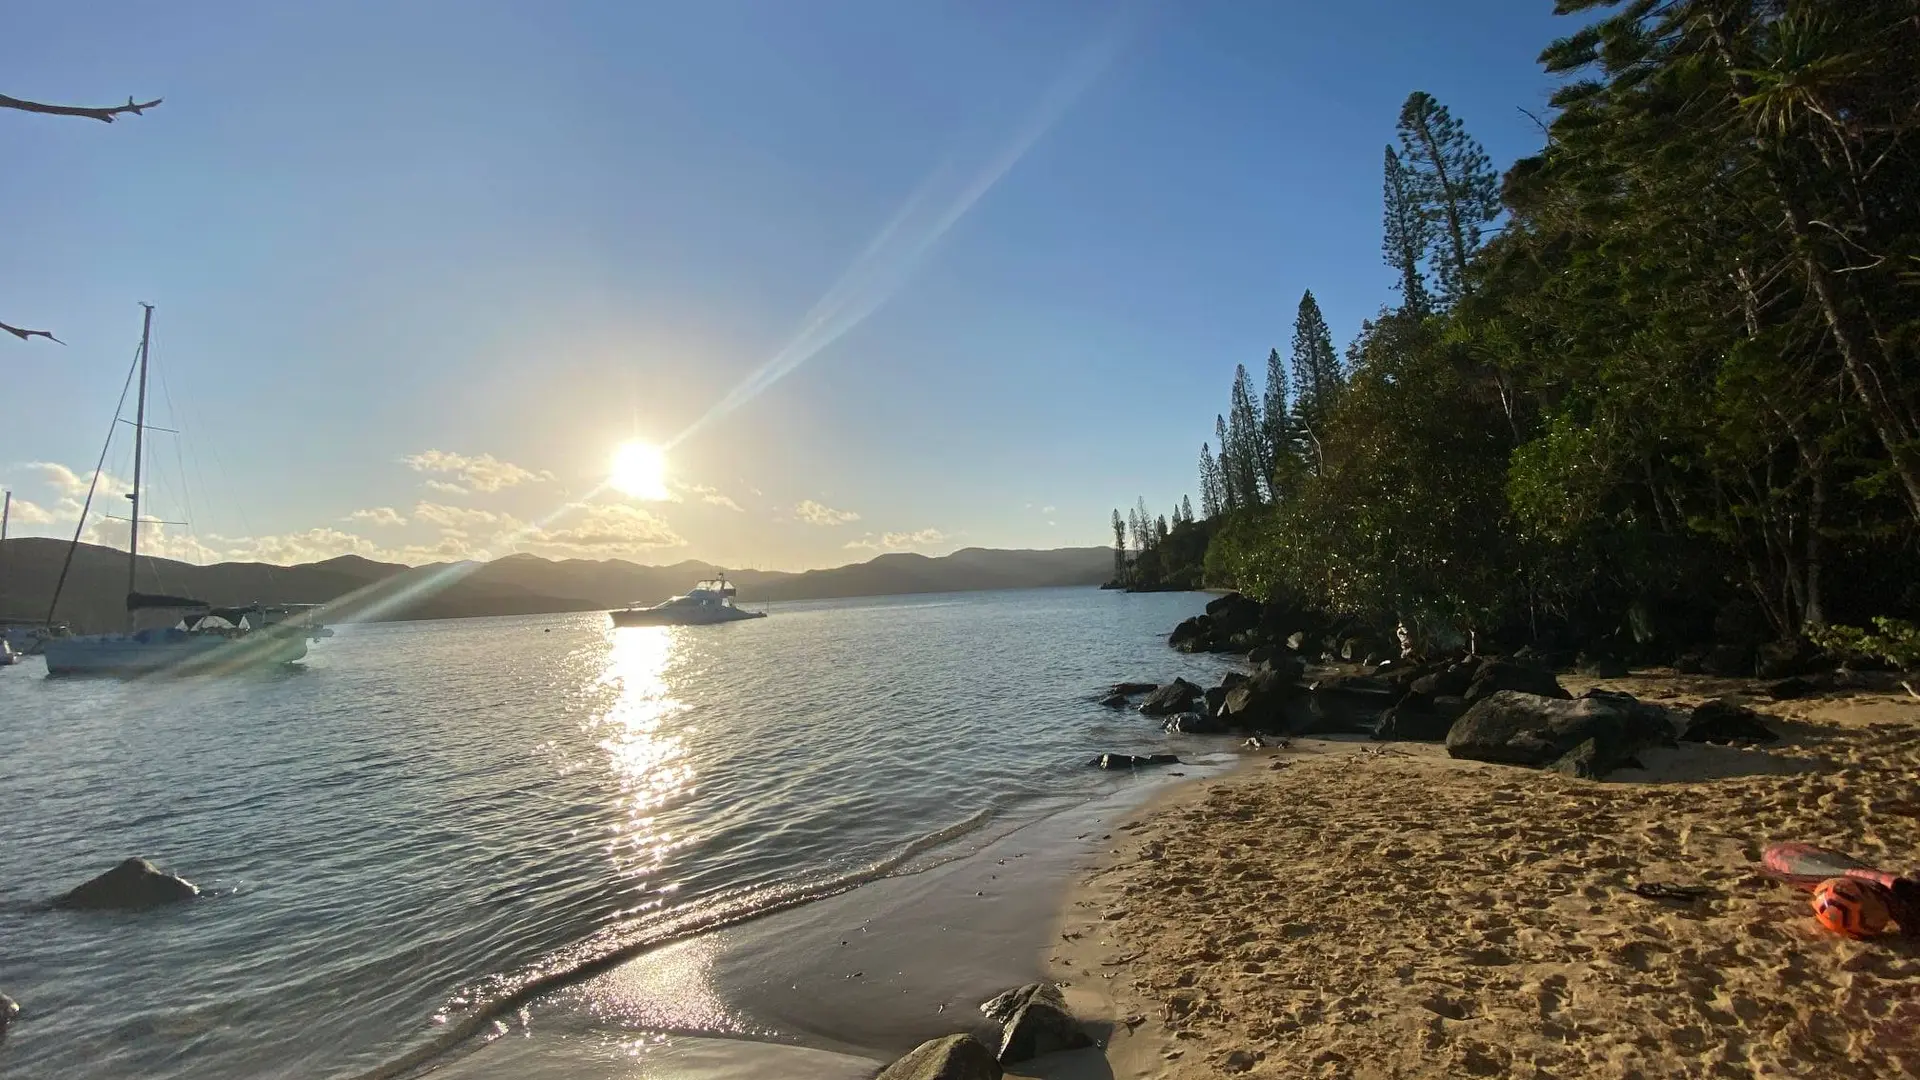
[1044,677,1920,1079]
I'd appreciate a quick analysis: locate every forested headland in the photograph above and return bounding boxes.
[1109,1,1920,675]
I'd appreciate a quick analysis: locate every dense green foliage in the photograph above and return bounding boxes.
[1133,0,1920,657]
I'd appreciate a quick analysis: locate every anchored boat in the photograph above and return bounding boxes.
[610,573,766,626]
[40,305,334,677]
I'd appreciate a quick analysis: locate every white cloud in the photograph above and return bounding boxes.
[3,496,55,525]
[347,506,407,527]
[672,480,744,512]
[1041,505,1056,514]
[26,461,135,523]
[845,528,948,551]
[523,502,684,556]
[403,449,554,493]
[795,499,860,526]
[423,479,469,496]
[412,501,507,531]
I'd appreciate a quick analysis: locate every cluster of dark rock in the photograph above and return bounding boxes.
[1095,593,1792,781]
[873,982,1091,1079]
[1167,591,1850,681]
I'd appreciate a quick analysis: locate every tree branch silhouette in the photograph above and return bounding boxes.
[1,321,65,345]
[0,93,162,123]
[4,89,158,343]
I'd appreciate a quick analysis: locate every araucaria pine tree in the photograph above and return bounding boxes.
[1198,443,1223,519]
[1214,415,1239,511]
[1261,347,1291,495]
[1180,494,1193,524]
[1289,290,1342,471]
[1381,146,1432,315]
[1110,508,1127,582]
[1226,364,1265,507]
[1395,91,1500,306]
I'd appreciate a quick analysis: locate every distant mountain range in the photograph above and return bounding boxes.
[0,539,1114,631]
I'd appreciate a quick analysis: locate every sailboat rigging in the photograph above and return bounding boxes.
[40,305,332,676]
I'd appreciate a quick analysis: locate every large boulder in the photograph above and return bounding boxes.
[1297,674,1398,735]
[1204,593,1263,638]
[1462,661,1570,706]
[1253,651,1305,684]
[1138,679,1203,717]
[1446,691,1677,777]
[984,983,1093,1065]
[1168,615,1216,653]
[1409,659,1478,699]
[55,858,199,911]
[1097,694,1129,709]
[1373,694,1467,742]
[1681,699,1779,745]
[1110,682,1157,697]
[1219,668,1305,729]
[875,1034,1002,1080]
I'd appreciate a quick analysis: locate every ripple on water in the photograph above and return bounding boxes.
[0,588,1232,1079]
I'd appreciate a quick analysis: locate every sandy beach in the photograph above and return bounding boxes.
[1046,675,1920,1079]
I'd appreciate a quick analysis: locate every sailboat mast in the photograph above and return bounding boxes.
[127,303,154,622]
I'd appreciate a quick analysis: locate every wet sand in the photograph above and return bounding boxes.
[1049,676,1920,1078]
[430,761,1230,1079]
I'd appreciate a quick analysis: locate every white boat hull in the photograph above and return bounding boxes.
[609,606,766,627]
[43,630,310,676]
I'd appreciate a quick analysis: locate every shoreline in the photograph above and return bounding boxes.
[423,757,1238,1080]
[1042,673,1920,1078]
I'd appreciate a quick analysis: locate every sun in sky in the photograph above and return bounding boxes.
[609,440,670,501]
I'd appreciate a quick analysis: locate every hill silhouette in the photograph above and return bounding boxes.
[0,538,1112,631]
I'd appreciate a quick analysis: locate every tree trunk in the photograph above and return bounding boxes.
[1705,7,1920,525]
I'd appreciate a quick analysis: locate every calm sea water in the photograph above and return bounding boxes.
[0,588,1229,1080]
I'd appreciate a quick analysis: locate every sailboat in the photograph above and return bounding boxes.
[40,305,333,677]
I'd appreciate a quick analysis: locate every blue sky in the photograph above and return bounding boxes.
[1,1,1575,570]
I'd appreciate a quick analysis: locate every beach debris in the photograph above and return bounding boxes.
[873,1032,1003,1080]
[1680,699,1779,746]
[1630,882,1713,902]
[1813,877,1894,937]
[1101,951,1143,966]
[54,857,199,911]
[1089,753,1180,770]
[982,982,1094,1064]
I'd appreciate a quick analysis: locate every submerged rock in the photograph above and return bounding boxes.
[1138,679,1203,717]
[1,992,17,1035]
[1446,691,1675,778]
[1110,682,1157,697]
[1089,753,1180,770]
[984,983,1093,1064]
[1681,699,1779,745]
[1097,693,1129,709]
[874,1033,1002,1080]
[55,858,199,911]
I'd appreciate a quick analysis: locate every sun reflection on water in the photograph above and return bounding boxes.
[594,626,694,882]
